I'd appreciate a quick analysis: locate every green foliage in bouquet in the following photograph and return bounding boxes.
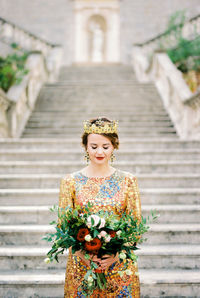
[42,202,158,296]
[0,43,29,92]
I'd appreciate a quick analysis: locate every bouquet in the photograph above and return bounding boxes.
[42,202,157,296]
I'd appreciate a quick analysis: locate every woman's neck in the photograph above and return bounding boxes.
[83,164,115,177]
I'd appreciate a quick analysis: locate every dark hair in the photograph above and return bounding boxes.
[81,117,119,150]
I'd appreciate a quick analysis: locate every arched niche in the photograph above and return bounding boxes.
[74,0,120,64]
[87,15,107,63]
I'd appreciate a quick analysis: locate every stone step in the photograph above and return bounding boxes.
[48,80,147,84]
[0,244,199,271]
[35,98,164,106]
[29,109,170,115]
[0,269,199,298]
[0,188,199,206]
[1,149,199,161]
[0,224,199,245]
[32,101,168,107]
[46,88,160,95]
[0,173,199,188]
[27,119,173,126]
[22,127,177,134]
[0,205,199,224]
[26,122,174,129]
[0,160,199,174]
[22,132,178,138]
[29,114,171,120]
[28,111,170,118]
[0,138,199,149]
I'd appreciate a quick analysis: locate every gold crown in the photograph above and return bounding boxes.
[83,118,118,134]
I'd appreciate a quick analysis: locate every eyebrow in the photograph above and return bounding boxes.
[90,143,110,145]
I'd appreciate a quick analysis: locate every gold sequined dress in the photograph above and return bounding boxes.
[58,169,141,297]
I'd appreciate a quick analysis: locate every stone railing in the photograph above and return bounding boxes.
[132,13,200,83]
[132,13,200,140]
[0,17,63,138]
[146,53,200,140]
[0,17,63,82]
[0,53,48,138]
[0,89,12,137]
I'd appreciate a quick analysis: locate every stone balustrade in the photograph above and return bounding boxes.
[0,17,63,138]
[0,89,12,137]
[0,53,48,138]
[132,50,200,140]
[132,13,200,140]
[0,17,63,82]
[133,14,200,76]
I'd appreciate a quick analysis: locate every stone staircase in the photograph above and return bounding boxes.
[0,64,200,298]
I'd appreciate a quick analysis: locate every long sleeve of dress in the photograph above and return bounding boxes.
[126,175,142,224]
[57,174,75,228]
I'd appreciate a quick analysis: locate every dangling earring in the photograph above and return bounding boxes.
[110,152,116,165]
[84,151,90,165]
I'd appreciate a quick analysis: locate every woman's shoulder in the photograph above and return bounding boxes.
[61,170,82,181]
[117,169,137,180]
[60,173,75,183]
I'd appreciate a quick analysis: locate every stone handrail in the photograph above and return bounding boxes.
[1,53,49,138]
[0,17,63,82]
[0,53,48,138]
[134,13,200,55]
[150,53,200,140]
[0,17,63,138]
[0,89,12,137]
[131,13,200,140]
[132,13,200,81]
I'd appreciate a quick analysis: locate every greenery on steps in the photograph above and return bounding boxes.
[0,43,29,92]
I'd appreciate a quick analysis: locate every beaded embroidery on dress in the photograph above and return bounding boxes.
[58,168,141,297]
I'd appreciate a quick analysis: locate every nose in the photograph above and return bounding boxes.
[96,147,104,154]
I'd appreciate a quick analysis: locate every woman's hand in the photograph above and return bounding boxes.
[74,250,119,271]
[74,250,101,268]
[98,252,119,270]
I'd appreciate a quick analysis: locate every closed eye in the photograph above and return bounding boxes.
[92,147,109,149]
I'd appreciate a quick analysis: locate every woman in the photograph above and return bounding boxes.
[58,117,141,297]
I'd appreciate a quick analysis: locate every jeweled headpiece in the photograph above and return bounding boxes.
[83,118,118,134]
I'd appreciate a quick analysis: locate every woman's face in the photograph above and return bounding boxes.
[86,134,114,165]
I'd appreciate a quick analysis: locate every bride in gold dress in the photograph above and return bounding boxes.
[58,117,141,297]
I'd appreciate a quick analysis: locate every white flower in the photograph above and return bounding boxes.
[118,270,125,277]
[87,276,94,283]
[116,230,122,236]
[104,235,111,243]
[85,234,93,242]
[125,269,133,276]
[135,271,139,276]
[87,215,105,229]
[44,257,51,264]
[100,230,107,237]
[119,252,126,260]
[97,234,102,239]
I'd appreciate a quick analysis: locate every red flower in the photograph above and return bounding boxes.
[108,230,116,238]
[77,228,89,242]
[84,238,102,253]
[95,268,105,273]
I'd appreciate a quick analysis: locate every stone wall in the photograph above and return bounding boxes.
[0,0,200,65]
